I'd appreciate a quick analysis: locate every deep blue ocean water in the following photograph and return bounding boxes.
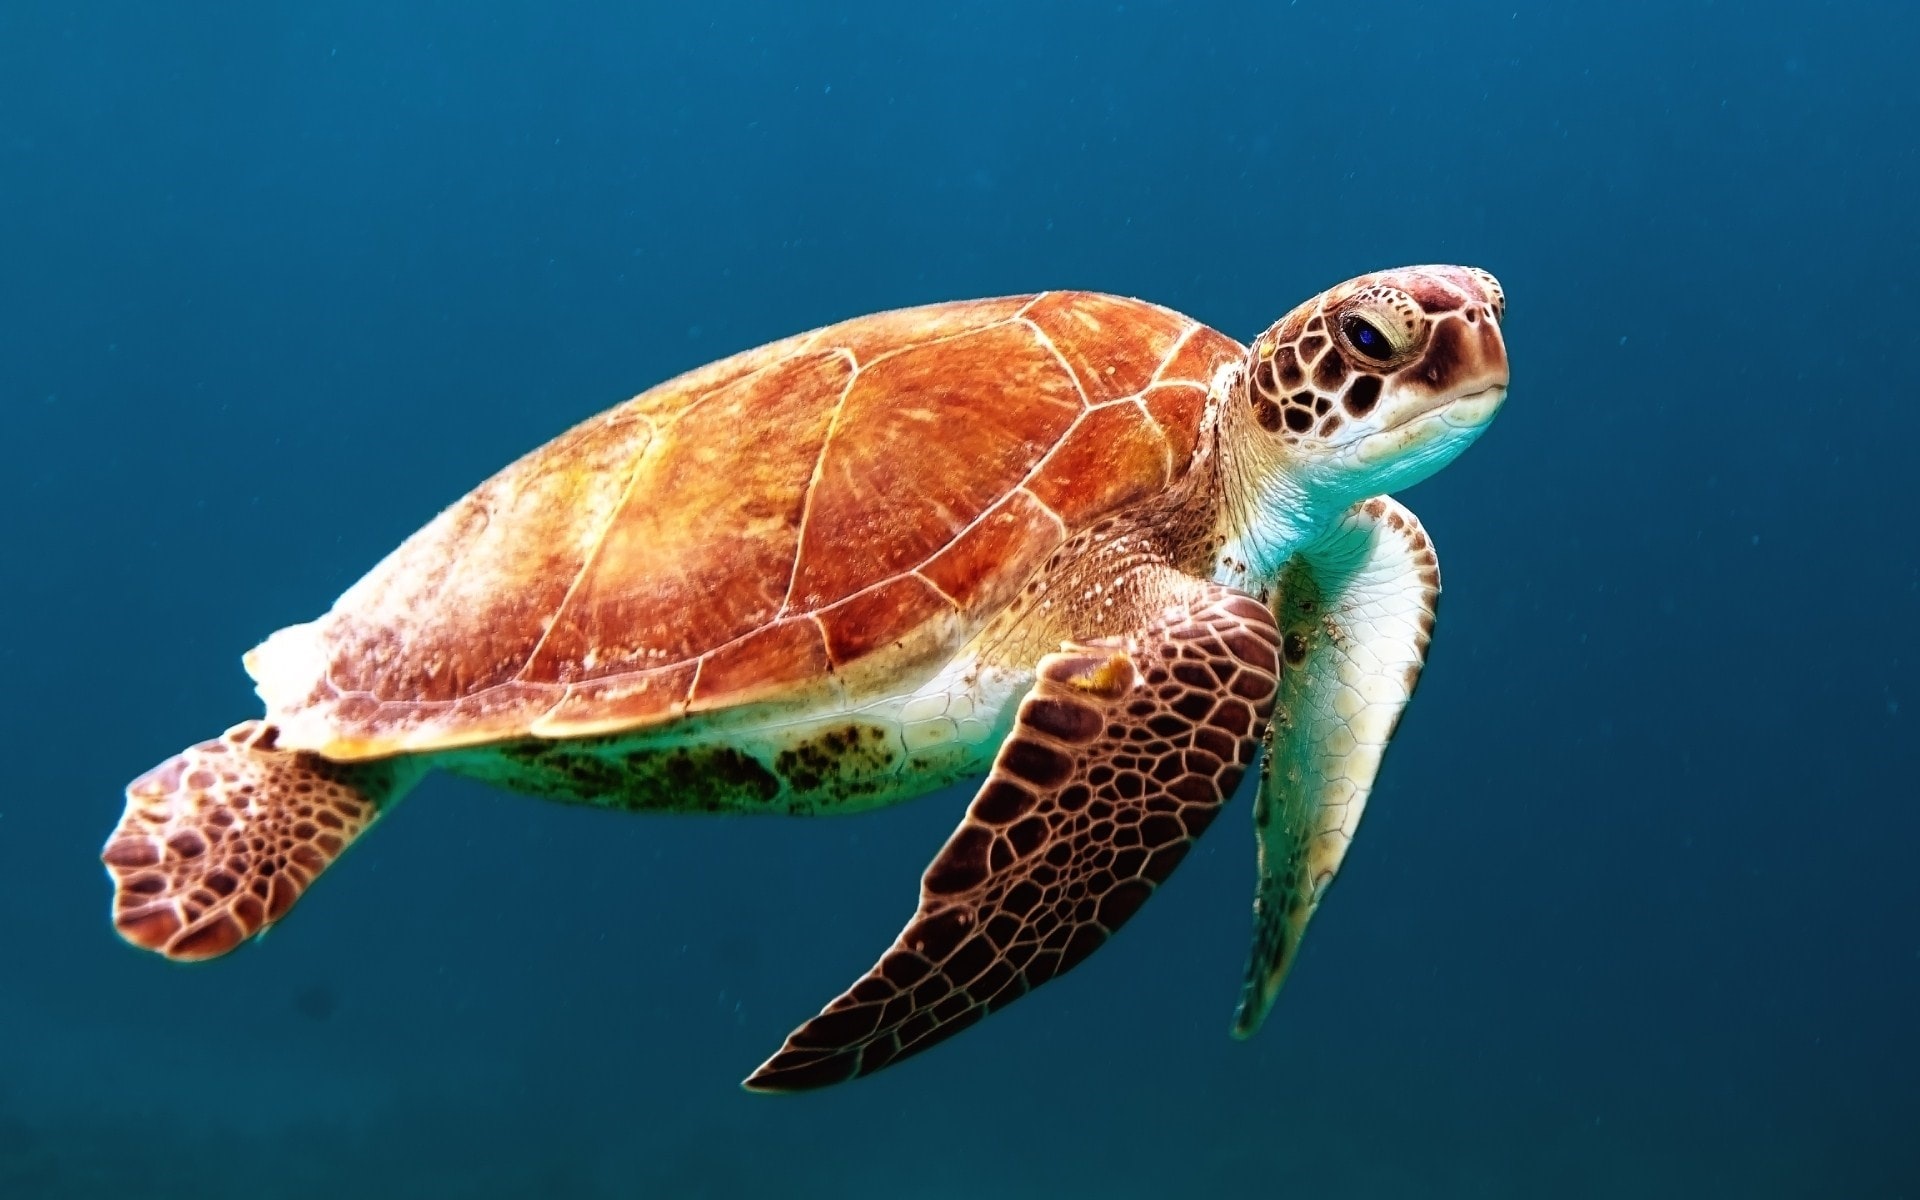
[5,1,1916,1195]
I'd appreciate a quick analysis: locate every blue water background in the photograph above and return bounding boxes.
[4,1,1916,1195]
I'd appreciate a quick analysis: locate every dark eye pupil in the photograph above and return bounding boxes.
[1344,316,1392,361]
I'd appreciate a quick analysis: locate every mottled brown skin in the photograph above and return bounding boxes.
[255,293,1243,759]
[747,582,1279,1090]
[1245,267,1506,445]
[103,722,402,960]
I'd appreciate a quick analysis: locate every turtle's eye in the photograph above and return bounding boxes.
[1342,315,1394,363]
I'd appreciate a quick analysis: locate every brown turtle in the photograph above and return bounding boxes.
[102,266,1510,1091]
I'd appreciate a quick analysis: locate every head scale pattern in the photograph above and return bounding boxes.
[1244,266,1505,444]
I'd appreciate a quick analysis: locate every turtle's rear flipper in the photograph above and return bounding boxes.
[102,721,413,960]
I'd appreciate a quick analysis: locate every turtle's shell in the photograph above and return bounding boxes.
[249,293,1245,759]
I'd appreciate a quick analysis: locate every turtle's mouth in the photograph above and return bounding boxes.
[1439,384,1508,429]
[1364,382,1507,436]
[1345,384,1506,469]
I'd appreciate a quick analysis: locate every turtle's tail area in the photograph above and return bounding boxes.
[102,720,418,961]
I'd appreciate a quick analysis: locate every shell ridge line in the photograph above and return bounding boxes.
[775,347,862,619]
[512,415,664,686]
[1018,404,1096,492]
[911,569,965,611]
[527,515,1008,698]
[337,299,1203,722]
[900,387,1086,575]
[793,326,832,357]
[965,487,1072,666]
[1016,316,1094,412]
[1128,394,1166,438]
[786,309,1093,619]
[813,563,947,615]
[505,478,1078,699]
[535,607,809,694]
[683,655,706,710]
[1146,321,1203,388]
[1019,383,1181,513]
[778,309,1049,620]
[1013,291,1052,320]
[846,468,1079,624]
[855,411,1081,601]
[909,484,1059,580]
[1013,485,1070,538]
[1127,395,1178,481]
[807,612,854,696]
[649,338,826,436]
[843,304,1033,375]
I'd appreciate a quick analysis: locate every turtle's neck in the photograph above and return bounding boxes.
[1207,362,1351,591]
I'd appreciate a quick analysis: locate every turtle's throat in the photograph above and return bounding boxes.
[1215,452,1334,586]
[1212,383,1355,589]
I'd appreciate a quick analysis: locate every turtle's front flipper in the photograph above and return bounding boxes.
[746,582,1280,1092]
[102,721,420,960]
[1231,496,1441,1038]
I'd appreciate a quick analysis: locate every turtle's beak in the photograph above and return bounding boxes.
[1442,384,1507,431]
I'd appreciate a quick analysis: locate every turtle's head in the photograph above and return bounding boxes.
[1221,265,1508,571]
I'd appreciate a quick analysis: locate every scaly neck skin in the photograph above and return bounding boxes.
[1208,364,1358,591]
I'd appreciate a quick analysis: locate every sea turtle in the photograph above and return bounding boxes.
[103,265,1509,1091]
